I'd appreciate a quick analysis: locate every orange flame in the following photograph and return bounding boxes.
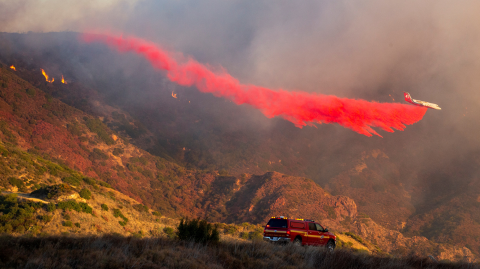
[172,91,177,98]
[10,65,16,71]
[41,69,54,83]
[61,75,67,84]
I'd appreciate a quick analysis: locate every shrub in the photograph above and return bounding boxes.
[240,232,249,239]
[97,181,112,188]
[61,176,81,187]
[112,148,124,156]
[85,118,115,145]
[101,204,109,211]
[67,122,83,136]
[163,227,175,239]
[79,188,92,200]
[32,184,73,200]
[42,215,52,223]
[90,148,109,161]
[57,200,93,214]
[8,177,25,190]
[57,200,81,212]
[133,204,149,213]
[74,223,81,228]
[152,211,161,217]
[46,203,56,212]
[113,209,128,226]
[79,202,93,214]
[63,221,73,227]
[177,218,220,244]
[25,88,36,97]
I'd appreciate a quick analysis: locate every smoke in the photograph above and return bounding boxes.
[82,33,427,137]
[2,1,480,195]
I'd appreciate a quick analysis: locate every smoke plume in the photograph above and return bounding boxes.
[82,33,427,137]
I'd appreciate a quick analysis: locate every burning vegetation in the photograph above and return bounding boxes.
[41,69,54,83]
[9,65,16,71]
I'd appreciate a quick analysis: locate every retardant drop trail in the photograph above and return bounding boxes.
[81,33,427,137]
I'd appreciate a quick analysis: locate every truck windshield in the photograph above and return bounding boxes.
[266,219,288,228]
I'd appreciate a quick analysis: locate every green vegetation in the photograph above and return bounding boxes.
[101,204,109,211]
[345,232,367,246]
[8,177,26,191]
[112,148,124,156]
[66,122,84,136]
[31,184,73,199]
[0,121,17,144]
[90,148,109,161]
[133,204,148,213]
[25,88,36,97]
[57,200,93,214]
[79,188,92,200]
[0,194,43,234]
[85,117,115,145]
[113,208,128,226]
[163,227,175,239]
[63,220,73,227]
[177,218,220,244]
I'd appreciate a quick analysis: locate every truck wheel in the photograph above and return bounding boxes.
[293,237,302,246]
[326,240,335,252]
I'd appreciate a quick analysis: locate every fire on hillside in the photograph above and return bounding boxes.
[10,65,16,71]
[61,75,67,84]
[41,69,54,83]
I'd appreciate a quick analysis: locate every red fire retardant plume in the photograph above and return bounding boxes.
[81,33,427,137]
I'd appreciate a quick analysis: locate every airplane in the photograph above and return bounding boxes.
[404,92,441,110]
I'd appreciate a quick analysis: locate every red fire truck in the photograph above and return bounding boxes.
[263,216,336,251]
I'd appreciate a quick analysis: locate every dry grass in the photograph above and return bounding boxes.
[0,235,478,269]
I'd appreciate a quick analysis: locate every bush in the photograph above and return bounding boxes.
[113,209,128,226]
[46,203,56,212]
[177,218,220,244]
[79,188,92,200]
[63,221,73,227]
[97,181,112,188]
[79,202,93,214]
[152,211,161,217]
[8,177,25,191]
[57,200,93,214]
[240,232,249,239]
[112,148,124,156]
[163,227,175,239]
[62,176,81,187]
[74,223,81,228]
[133,204,149,213]
[32,184,74,199]
[85,118,115,145]
[101,204,109,211]
[42,215,53,223]
[90,148,109,161]
[25,88,36,97]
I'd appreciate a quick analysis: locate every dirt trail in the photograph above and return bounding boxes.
[1,191,49,204]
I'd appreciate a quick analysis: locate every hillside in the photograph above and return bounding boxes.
[0,32,452,237]
[0,65,477,261]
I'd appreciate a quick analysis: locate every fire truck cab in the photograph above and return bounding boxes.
[263,216,336,250]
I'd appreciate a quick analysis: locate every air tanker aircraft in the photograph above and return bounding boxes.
[404,92,441,110]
